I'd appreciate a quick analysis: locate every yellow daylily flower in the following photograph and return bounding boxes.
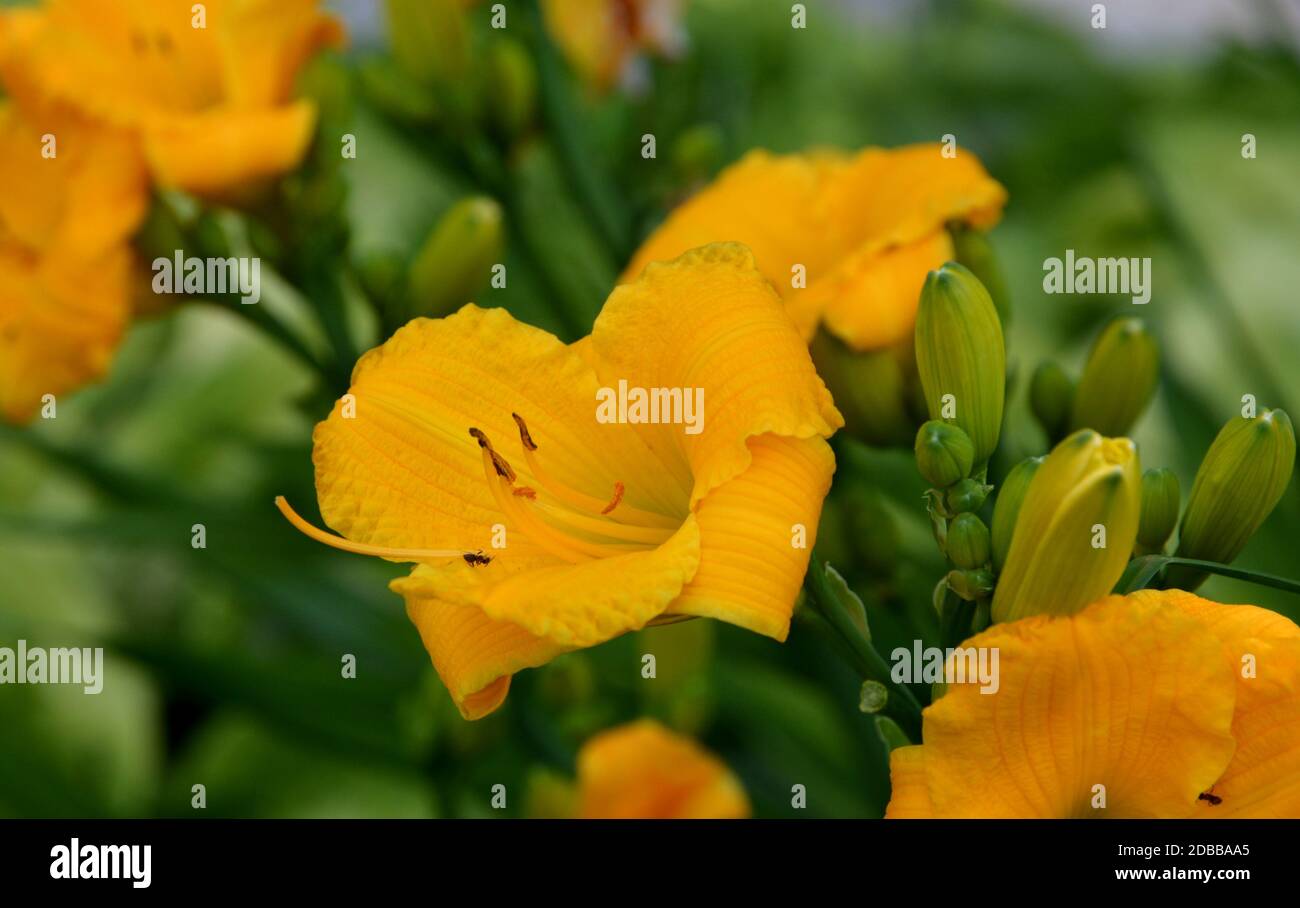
[623,143,1006,352]
[886,590,1300,818]
[279,244,842,719]
[0,0,343,195]
[0,102,148,422]
[576,719,750,819]
[541,0,686,91]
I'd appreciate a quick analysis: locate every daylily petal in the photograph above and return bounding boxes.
[620,151,839,293]
[141,102,317,193]
[593,243,841,505]
[667,433,835,641]
[215,0,344,108]
[0,103,147,260]
[576,719,750,818]
[1140,590,1300,818]
[884,746,934,819]
[799,229,953,351]
[912,596,1237,817]
[395,568,568,720]
[0,246,132,423]
[818,143,1006,249]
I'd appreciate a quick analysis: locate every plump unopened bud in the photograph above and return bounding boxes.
[1069,317,1159,436]
[945,477,990,514]
[992,430,1141,622]
[914,420,975,488]
[385,0,470,86]
[1171,409,1295,587]
[947,567,994,602]
[407,197,504,321]
[948,513,991,570]
[990,455,1043,572]
[1029,361,1074,443]
[914,263,1005,466]
[487,38,537,138]
[1136,467,1180,553]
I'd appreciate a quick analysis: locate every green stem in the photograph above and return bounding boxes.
[1119,554,1300,597]
[804,553,924,742]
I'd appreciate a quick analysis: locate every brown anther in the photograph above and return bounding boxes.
[469,427,516,481]
[463,550,493,566]
[511,412,538,451]
[1197,791,1222,806]
[601,481,626,515]
[512,486,537,499]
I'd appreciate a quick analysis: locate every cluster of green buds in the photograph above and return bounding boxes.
[911,263,1005,641]
[1030,316,1160,444]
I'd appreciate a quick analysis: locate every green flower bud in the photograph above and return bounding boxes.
[358,57,440,126]
[992,430,1142,622]
[915,262,1006,466]
[914,420,975,488]
[1069,317,1159,436]
[487,39,537,138]
[385,0,470,86]
[990,455,1044,571]
[950,223,1010,325]
[859,680,888,714]
[672,124,726,184]
[407,197,504,321]
[1136,467,1180,553]
[945,477,990,514]
[947,567,995,601]
[1171,409,1296,588]
[811,329,916,447]
[948,513,991,570]
[1029,361,1074,443]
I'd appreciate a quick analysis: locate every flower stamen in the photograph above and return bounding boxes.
[275,496,488,563]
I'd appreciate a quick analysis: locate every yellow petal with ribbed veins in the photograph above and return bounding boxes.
[620,151,843,292]
[594,243,842,506]
[884,746,934,818]
[395,566,568,720]
[903,596,1236,818]
[667,433,835,641]
[1137,590,1300,818]
[141,101,317,193]
[804,229,953,352]
[819,143,1007,250]
[577,719,750,818]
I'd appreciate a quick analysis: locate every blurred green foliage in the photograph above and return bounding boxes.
[2,0,1299,818]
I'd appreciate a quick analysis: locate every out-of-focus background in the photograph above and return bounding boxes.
[2,0,1299,818]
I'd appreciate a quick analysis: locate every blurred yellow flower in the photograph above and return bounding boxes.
[623,143,1006,352]
[542,0,686,90]
[887,590,1300,818]
[0,103,148,422]
[0,0,343,195]
[279,244,841,719]
[577,719,750,818]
